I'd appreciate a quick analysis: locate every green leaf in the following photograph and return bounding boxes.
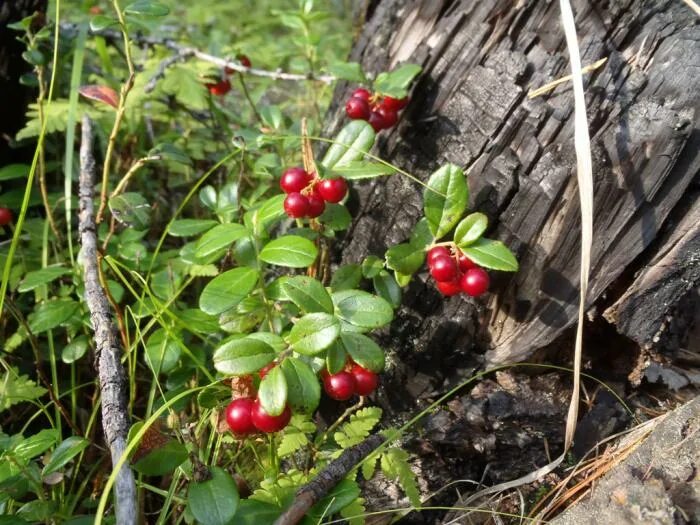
[28,298,79,333]
[340,333,385,373]
[213,338,275,375]
[168,219,217,237]
[0,369,46,412]
[325,341,347,374]
[327,61,365,82]
[12,429,58,461]
[332,160,395,179]
[16,501,56,522]
[277,415,316,457]
[249,194,287,235]
[310,479,360,519]
[199,267,259,315]
[385,243,424,276]
[321,121,376,170]
[144,329,181,374]
[236,499,281,525]
[330,264,362,292]
[409,218,434,249]
[259,236,318,268]
[280,358,320,414]
[18,266,71,292]
[124,0,170,16]
[42,437,89,476]
[318,204,351,231]
[260,106,284,130]
[188,467,239,525]
[148,143,191,165]
[454,212,488,247]
[162,65,208,111]
[332,290,393,332]
[258,365,288,417]
[0,164,29,181]
[90,14,119,31]
[361,255,384,278]
[373,271,402,309]
[380,448,421,507]
[132,440,187,476]
[423,163,468,240]
[288,313,340,355]
[247,332,286,354]
[340,495,367,525]
[373,63,422,98]
[281,276,333,314]
[461,238,518,271]
[195,223,247,259]
[109,192,151,229]
[61,336,89,364]
[334,407,382,448]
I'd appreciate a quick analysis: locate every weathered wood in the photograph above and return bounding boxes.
[78,116,137,525]
[323,0,700,368]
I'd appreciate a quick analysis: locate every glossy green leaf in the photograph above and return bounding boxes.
[332,160,395,179]
[144,329,181,374]
[249,194,286,235]
[409,218,433,248]
[61,336,89,364]
[327,61,365,82]
[385,243,424,276]
[361,255,384,278]
[188,467,239,525]
[423,163,468,240]
[454,212,488,247]
[373,63,421,98]
[461,238,519,271]
[199,267,258,315]
[288,313,340,355]
[332,290,393,331]
[148,143,191,165]
[310,479,360,520]
[109,192,151,230]
[330,264,362,292]
[42,437,89,476]
[28,299,79,333]
[247,332,286,354]
[168,219,217,237]
[258,365,288,416]
[18,266,71,292]
[194,223,247,259]
[13,429,59,461]
[259,236,317,268]
[235,499,281,525]
[281,276,333,314]
[321,120,376,170]
[90,14,119,31]
[373,271,402,308]
[213,338,275,375]
[318,204,351,231]
[124,1,170,16]
[133,440,187,476]
[340,333,385,372]
[0,164,29,181]
[325,341,347,374]
[280,358,320,414]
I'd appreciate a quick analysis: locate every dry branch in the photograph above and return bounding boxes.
[78,115,137,525]
[274,433,384,525]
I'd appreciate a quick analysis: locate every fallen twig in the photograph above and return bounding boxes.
[274,433,384,525]
[79,115,137,525]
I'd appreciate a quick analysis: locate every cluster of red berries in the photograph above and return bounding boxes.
[345,88,408,132]
[0,207,12,226]
[280,167,348,219]
[321,361,379,401]
[205,54,251,96]
[427,246,490,297]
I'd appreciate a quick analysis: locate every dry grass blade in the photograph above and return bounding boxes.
[528,58,607,98]
[680,0,700,17]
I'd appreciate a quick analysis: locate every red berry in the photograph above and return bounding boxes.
[284,192,309,218]
[377,107,398,128]
[382,95,409,111]
[280,167,312,193]
[430,256,458,282]
[436,279,462,296]
[345,97,371,120]
[207,79,231,96]
[323,371,356,401]
[460,267,490,297]
[317,178,348,203]
[237,54,251,68]
[457,252,477,271]
[306,192,326,218]
[351,88,372,101]
[251,399,291,433]
[426,246,451,267]
[350,364,378,396]
[225,398,256,435]
[368,110,386,132]
[0,207,13,226]
[259,362,276,379]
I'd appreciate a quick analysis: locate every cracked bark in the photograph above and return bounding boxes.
[79,115,137,525]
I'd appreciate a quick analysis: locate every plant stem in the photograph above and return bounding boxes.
[36,66,61,239]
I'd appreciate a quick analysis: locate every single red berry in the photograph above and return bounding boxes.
[460,267,490,297]
[350,364,379,396]
[225,398,256,435]
[323,371,356,401]
[426,246,451,267]
[436,279,462,296]
[251,399,291,433]
[237,54,251,68]
[345,97,371,120]
[284,192,309,218]
[430,256,458,282]
[457,252,477,271]
[306,192,326,218]
[368,110,386,132]
[317,178,348,203]
[377,107,398,128]
[382,95,409,111]
[259,362,276,379]
[280,167,312,193]
[351,88,372,101]
[207,78,231,96]
[0,207,13,226]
